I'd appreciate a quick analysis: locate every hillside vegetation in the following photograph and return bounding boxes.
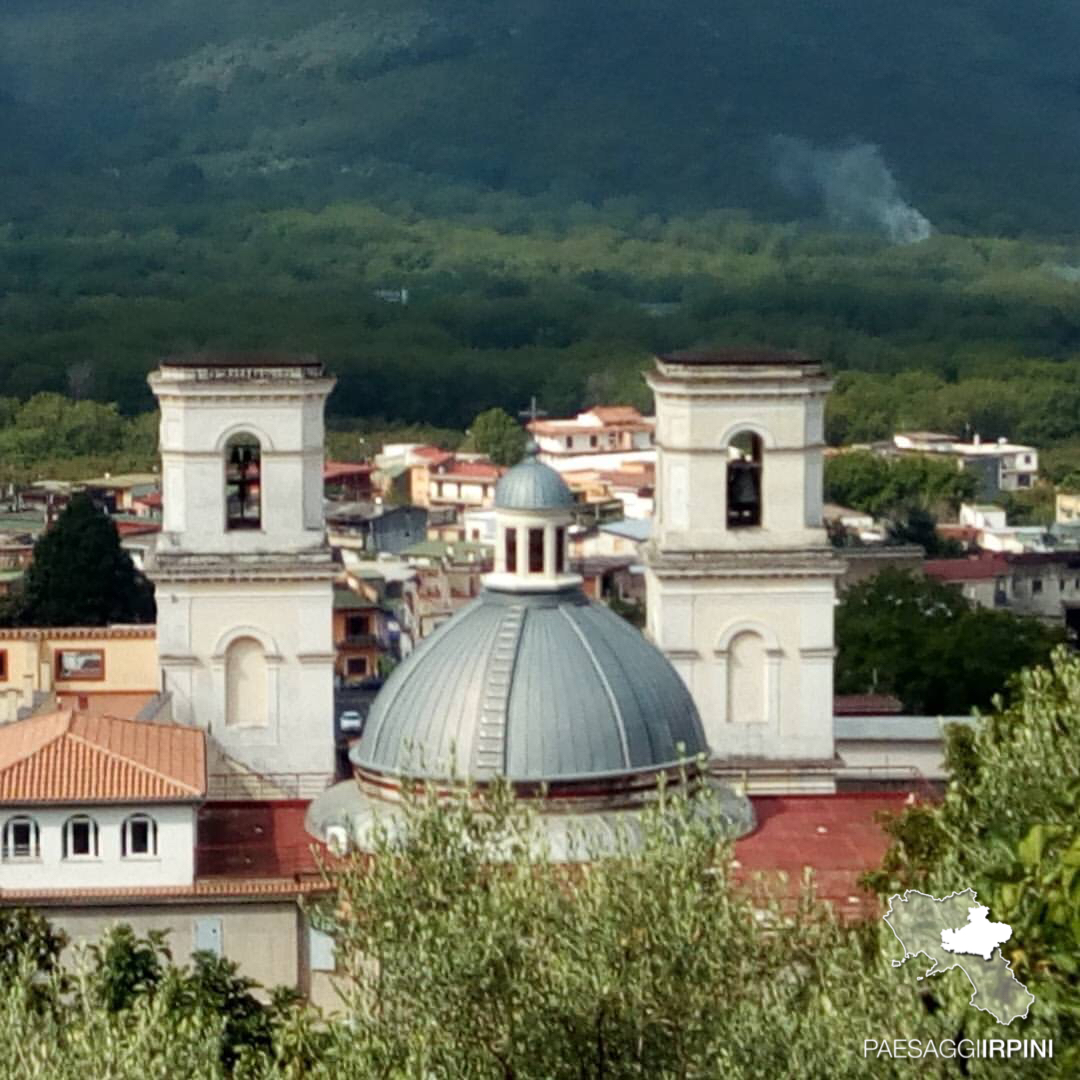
[2,2,1080,439]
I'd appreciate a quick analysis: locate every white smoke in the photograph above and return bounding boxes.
[771,136,932,244]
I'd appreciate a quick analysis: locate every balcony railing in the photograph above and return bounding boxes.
[208,772,334,800]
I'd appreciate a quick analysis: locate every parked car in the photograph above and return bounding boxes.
[338,710,364,734]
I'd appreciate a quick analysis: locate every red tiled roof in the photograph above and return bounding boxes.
[435,462,503,482]
[414,446,454,463]
[923,555,1008,582]
[833,694,903,716]
[734,793,913,919]
[585,406,647,424]
[133,492,162,508]
[0,711,206,804]
[324,461,374,481]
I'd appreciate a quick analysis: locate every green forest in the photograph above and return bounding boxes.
[3,1,1080,445]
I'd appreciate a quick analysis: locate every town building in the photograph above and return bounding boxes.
[325,501,427,556]
[332,586,394,687]
[528,405,655,467]
[892,431,1038,496]
[0,626,159,724]
[924,551,1080,634]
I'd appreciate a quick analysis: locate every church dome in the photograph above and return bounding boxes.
[494,454,575,511]
[352,587,707,783]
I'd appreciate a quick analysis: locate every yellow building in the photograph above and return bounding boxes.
[0,626,159,724]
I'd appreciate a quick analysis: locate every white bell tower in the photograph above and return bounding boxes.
[644,349,842,784]
[147,354,337,788]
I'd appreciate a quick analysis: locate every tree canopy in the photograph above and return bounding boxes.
[461,406,527,466]
[835,568,1062,714]
[4,493,155,627]
[867,648,1080,1070]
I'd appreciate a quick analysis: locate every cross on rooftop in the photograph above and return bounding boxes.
[518,396,548,425]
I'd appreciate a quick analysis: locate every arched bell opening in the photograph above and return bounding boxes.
[726,431,763,528]
[225,433,262,530]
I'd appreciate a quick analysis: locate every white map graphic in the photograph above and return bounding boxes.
[884,888,1034,1026]
[940,904,1013,961]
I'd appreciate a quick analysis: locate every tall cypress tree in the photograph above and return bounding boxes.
[10,494,155,626]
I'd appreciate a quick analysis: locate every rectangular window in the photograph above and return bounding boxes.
[555,526,566,574]
[505,528,517,573]
[10,821,33,858]
[346,615,370,638]
[70,820,92,856]
[528,528,544,573]
[129,819,151,855]
[346,657,369,676]
[1033,579,1043,595]
[589,435,598,448]
[55,649,105,681]
[309,926,336,972]
[565,437,572,449]
[0,650,6,681]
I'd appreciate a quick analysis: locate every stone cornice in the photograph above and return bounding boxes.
[644,545,845,579]
[149,551,336,584]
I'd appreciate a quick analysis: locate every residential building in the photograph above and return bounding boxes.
[0,710,204,891]
[400,540,493,638]
[0,626,159,724]
[528,405,655,461]
[892,432,1038,496]
[80,473,160,514]
[924,551,1080,633]
[325,501,427,556]
[561,460,655,519]
[323,461,375,502]
[332,586,394,687]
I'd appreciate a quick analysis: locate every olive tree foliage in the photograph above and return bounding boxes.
[308,781,975,1079]
[867,647,1080,1071]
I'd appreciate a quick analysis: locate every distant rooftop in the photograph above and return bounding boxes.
[657,347,817,367]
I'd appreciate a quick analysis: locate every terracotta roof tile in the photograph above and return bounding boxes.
[0,711,206,804]
[0,877,332,905]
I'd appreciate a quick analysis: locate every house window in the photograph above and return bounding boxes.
[346,657,369,677]
[1017,474,1032,488]
[1033,579,1043,595]
[505,527,517,573]
[225,433,262,530]
[0,650,6,681]
[346,614,370,638]
[727,432,763,528]
[564,437,572,449]
[589,435,598,448]
[555,526,566,574]
[528,528,544,573]
[122,814,158,858]
[55,648,105,681]
[2,816,39,860]
[63,815,99,859]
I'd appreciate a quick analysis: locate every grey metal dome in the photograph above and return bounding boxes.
[352,588,708,782]
[494,454,575,511]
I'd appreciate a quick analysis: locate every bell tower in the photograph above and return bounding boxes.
[147,354,337,789]
[644,349,842,786]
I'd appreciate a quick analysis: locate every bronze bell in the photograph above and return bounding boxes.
[728,461,759,507]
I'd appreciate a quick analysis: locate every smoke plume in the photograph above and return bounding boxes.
[771,136,932,244]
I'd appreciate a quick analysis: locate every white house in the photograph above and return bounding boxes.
[0,710,204,890]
